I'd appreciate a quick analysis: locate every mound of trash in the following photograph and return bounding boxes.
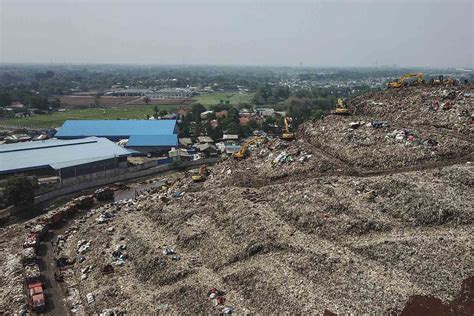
[0,84,472,314]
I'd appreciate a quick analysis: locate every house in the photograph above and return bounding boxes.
[179,138,193,147]
[197,136,214,143]
[177,108,191,118]
[10,102,25,108]
[168,148,193,160]
[210,119,219,128]
[4,134,32,143]
[0,137,133,179]
[55,120,179,154]
[194,143,218,157]
[256,108,275,118]
[222,134,239,141]
[216,110,228,118]
[161,114,177,120]
[239,108,252,117]
[200,110,214,119]
[239,117,251,126]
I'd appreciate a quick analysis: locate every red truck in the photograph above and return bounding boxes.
[27,281,46,312]
[94,187,115,201]
[73,194,95,208]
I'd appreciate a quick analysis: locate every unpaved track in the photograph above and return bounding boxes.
[37,232,68,315]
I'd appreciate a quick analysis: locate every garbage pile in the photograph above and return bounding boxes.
[385,128,438,149]
[301,85,473,171]
[204,137,343,188]
[351,85,473,133]
[0,84,472,314]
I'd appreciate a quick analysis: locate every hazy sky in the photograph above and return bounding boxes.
[1,0,472,67]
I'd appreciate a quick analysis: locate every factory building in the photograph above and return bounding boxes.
[55,120,179,154]
[0,137,133,179]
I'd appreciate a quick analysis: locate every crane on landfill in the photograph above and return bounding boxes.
[282,117,295,140]
[387,73,425,88]
[331,98,349,115]
[233,136,263,159]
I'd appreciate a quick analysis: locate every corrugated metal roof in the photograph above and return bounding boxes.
[126,134,178,147]
[197,136,214,143]
[0,137,133,174]
[179,138,193,146]
[55,120,177,138]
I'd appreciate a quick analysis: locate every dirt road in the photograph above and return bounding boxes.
[37,232,68,315]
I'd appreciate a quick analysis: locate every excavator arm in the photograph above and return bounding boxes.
[387,73,424,88]
[233,136,263,159]
[282,117,295,140]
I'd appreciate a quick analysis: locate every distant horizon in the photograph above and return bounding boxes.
[1,62,472,71]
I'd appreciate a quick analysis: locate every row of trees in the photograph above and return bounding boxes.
[2,176,37,207]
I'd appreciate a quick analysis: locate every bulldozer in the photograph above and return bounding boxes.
[282,117,295,140]
[430,75,458,86]
[387,73,425,88]
[191,165,209,182]
[331,98,349,115]
[233,136,263,159]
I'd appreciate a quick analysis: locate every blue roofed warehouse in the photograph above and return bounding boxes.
[0,137,133,179]
[55,120,179,153]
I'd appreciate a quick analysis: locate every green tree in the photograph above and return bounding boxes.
[178,112,193,137]
[28,95,49,110]
[50,98,61,109]
[159,109,168,117]
[153,105,159,118]
[0,92,12,107]
[143,96,151,105]
[4,176,37,206]
[94,92,102,108]
[191,103,206,122]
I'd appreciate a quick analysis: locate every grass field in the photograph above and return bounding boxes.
[1,92,254,129]
[194,92,253,107]
[1,104,179,129]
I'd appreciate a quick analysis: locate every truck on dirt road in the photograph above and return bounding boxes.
[27,281,46,313]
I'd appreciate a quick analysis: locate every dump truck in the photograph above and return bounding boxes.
[23,233,40,249]
[27,281,46,313]
[73,194,95,208]
[94,187,115,201]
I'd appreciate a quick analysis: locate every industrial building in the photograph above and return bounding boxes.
[0,137,133,179]
[55,120,179,153]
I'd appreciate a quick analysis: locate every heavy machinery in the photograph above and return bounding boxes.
[94,187,114,201]
[387,73,425,88]
[233,136,263,159]
[282,117,295,140]
[191,165,209,182]
[27,281,46,312]
[331,98,349,115]
[430,75,458,86]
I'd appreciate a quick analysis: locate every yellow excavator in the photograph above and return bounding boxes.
[282,117,295,140]
[331,98,349,115]
[233,136,263,159]
[191,165,209,182]
[387,73,425,88]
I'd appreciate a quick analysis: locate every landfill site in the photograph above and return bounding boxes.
[1,84,473,314]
